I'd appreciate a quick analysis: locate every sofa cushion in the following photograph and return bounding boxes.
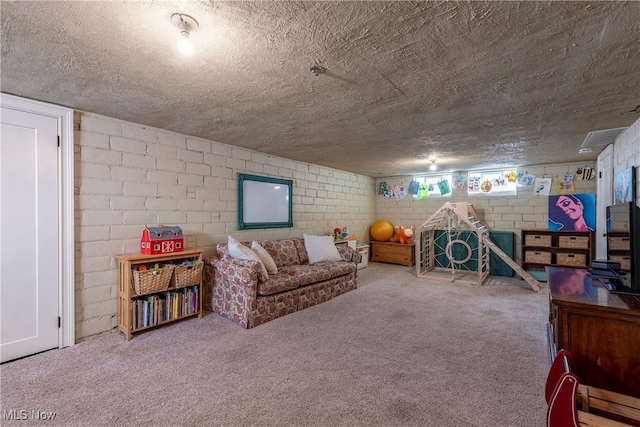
[261,239,301,267]
[256,262,356,296]
[293,238,309,265]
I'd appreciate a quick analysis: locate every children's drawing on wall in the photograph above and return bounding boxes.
[378,181,387,195]
[378,181,395,198]
[516,172,536,187]
[467,176,481,192]
[437,179,451,195]
[394,183,408,201]
[553,174,575,195]
[613,167,634,205]
[416,184,428,199]
[548,194,596,232]
[533,177,552,196]
[452,173,466,189]
[408,180,420,197]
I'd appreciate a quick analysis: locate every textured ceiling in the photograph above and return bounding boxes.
[1,1,639,177]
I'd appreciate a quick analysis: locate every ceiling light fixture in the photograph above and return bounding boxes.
[171,13,199,55]
[429,159,437,171]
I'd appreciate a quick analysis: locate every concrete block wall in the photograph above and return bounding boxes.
[74,111,376,339]
[375,161,597,265]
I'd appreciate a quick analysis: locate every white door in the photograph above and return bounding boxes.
[1,107,59,363]
[596,144,613,260]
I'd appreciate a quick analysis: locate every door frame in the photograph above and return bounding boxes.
[1,93,75,349]
[596,144,614,260]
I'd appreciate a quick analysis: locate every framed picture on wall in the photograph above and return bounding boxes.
[613,166,636,205]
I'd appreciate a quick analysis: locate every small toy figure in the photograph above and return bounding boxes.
[341,227,349,239]
[333,227,341,240]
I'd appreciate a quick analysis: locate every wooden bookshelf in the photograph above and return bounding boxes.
[117,249,203,341]
[521,229,593,272]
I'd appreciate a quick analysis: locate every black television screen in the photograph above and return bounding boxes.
[606,201,640,292]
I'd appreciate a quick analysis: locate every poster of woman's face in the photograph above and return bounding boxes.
[548,193,596,231]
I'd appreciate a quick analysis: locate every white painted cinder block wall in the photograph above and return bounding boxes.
[74,111,376,339]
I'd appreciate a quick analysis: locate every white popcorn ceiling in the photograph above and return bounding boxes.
[1,1,638,177]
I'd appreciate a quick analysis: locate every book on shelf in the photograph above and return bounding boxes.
[129,285,199,330]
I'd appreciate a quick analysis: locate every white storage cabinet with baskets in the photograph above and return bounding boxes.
[521,229,594,273]
[117,249,203,340]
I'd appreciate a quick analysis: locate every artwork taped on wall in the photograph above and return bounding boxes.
[613,166,635,205]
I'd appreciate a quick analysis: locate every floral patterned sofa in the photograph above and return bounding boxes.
[203,238,360,328]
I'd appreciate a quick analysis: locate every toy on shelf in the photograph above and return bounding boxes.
[333,228,342,240]
[393,226,414,244]
[370,220,394,242]
[140,225,184,255]
[333,226,357,241]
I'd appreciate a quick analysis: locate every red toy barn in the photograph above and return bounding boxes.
[140,226,184,255]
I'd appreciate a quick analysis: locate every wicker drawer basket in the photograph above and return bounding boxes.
[131,267,173,294]
[608,236,630,251]
[557,252,587,267]
[525,234,552,247]
[525,250,552,264]
[609,255,631,271]
[174,262,204,288]
[558,235,590,249]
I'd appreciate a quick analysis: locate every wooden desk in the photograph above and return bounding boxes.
[547,266,640,397]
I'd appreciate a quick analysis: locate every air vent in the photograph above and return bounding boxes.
[581,127,628,147]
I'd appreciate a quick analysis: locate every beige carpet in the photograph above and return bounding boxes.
[1,263,550,427]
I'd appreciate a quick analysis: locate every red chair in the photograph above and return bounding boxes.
[546,349,639,427]
[546,349,580,427]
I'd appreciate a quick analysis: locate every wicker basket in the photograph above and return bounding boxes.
[558,235,590,249]
[174,262,203,288]
[131,267,173,295]
[525,234,552,247]
[608,236,630,251]
[610,255,631,271]
[525,250,552,264]
[557,252,587,267]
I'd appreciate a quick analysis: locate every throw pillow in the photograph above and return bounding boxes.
[251,241,278,275]
[303,234,343,264]
[228,236,268,277]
